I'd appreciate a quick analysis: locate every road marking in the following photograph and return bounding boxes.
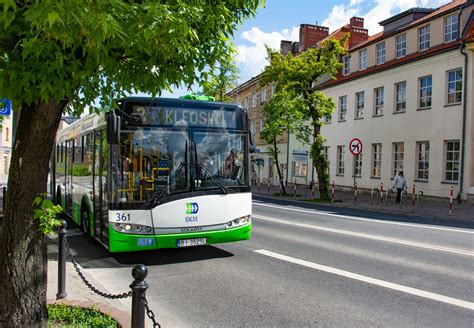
[252,214,474,257]
[255,249,474,310]
[252,202,474,234]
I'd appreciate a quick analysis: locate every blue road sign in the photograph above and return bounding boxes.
[0,99,11,116]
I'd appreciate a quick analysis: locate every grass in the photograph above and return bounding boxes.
[48,304,119,328]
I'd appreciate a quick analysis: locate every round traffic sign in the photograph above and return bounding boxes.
[349,138,363,156]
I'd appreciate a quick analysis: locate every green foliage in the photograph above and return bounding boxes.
[32,193,62,235]
[0,0,263,113]
[199,53,240,102]
[260,38,347,198]
[72,164,91,177]
[47,303,118,327]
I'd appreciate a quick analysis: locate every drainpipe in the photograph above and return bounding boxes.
[459,43,468,203]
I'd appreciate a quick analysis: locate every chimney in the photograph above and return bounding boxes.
[280,40,293,55]
[299,24,330,51]
[350,17,364,28]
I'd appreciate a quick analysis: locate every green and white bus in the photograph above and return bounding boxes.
[53,96,252,252]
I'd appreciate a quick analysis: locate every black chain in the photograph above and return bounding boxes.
[64,238,132,299]
[141,296,161,328]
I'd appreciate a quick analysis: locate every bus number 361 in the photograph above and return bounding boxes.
[116,213,131,222]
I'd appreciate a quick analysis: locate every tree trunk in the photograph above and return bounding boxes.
[273,138,286,194]
[311,125,330,200]
[0,99,65,327]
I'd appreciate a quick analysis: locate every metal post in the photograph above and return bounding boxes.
[130,264,149,328]
[331,180,335,203]
[267,179,270,196]
[411,185,416,211]
[293,179,296,198]
[353,183,358,205]
[379,183,384,209]
[2,186,6,212]
[57,220,67,299]
[257,177,260,193]
[311,180,315,199]
[449,186,453,216]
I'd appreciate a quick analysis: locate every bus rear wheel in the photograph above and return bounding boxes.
[81,208,94,244]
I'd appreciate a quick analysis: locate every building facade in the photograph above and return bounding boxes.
[230,0,474,201]
[0,109,13,187]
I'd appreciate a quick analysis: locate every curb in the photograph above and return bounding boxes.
[47,298,131,328]
[252,193,474,225]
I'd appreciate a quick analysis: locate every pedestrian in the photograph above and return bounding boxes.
[393,170,406,203]
[251,169,257,185]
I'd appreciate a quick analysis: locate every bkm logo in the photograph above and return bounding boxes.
[186,202,199,214]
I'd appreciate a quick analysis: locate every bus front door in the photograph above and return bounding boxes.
[93,131,109,244]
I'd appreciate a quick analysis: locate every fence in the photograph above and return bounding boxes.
[57,221,160,328]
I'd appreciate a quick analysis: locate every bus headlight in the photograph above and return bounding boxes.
[135,225,143,232]
[145,226,152,233]
[226,215,251,229]
[124,224,132,231]
[112,223,154,235]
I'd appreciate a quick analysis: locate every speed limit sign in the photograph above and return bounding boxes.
[349,138,363,156]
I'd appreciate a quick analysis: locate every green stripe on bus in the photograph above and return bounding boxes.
[108,223,252,253]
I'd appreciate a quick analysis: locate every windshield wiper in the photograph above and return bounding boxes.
[196,163,228,194]
[147,188,169,207]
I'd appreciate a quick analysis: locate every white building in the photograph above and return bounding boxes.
[288,0,474,201]
[0,109,13,187]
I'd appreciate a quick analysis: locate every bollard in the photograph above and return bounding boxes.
[267,179,270,196]
[293,179,297,198]
[311,181,315,199]
[417,191,424,209]
[2,186,6,212]
[449,186,453,216]
[411,185,416,210]
[379,183,384,208]
[130,264,149,328]
[331,181,335,203]
[57,220,67,299]
[257,177,260,193]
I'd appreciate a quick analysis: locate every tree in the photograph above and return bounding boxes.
[260,90,310,194]
[260,39,346,200]
[200,52,239,102]
[0,1,262,326]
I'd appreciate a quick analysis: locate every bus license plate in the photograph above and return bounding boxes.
[177,238,207,248]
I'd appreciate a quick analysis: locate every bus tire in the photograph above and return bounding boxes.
[81,206,94,244]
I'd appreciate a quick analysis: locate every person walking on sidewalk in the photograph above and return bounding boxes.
[394,170,406,203]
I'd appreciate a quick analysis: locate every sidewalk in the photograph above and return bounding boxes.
[251,183,474,222]
[46,232,132,327]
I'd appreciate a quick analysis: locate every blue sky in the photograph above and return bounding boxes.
[160,0,451,97]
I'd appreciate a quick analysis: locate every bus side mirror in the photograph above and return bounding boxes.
[249,132,256,153]
[106,111,121,144]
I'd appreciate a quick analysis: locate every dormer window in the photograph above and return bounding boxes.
[395,33,406,59]
[376,42,385,65]
[359,49,367,71]
[444,14,459,42]
[418,25,430,51]
[343,55,351,75]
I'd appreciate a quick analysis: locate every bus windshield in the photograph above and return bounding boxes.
[110,128,248,205]
[111,129,190,204]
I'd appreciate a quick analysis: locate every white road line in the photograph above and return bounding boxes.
[255,249,474,311]
[253,214,474,257]
[252,202,474,234]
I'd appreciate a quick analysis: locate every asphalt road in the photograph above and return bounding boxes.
[68,197,474,327]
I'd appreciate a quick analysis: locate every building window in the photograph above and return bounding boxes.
[392,142,404,177]
[376,42,385,65]
[292,160,308,177]
[337,146,345,175]
[324,114,332,124]
[339,95,347,121]
[394,81,406,113]
[259,118,264,132]
[261,88,267,103]
[374,87,384,116]
[250,120,256,134]
[354,153,362,177]
[444,140,460,182]
[444,14,459,43]
[244,97,248,109]
[355,91,364,119]
[371,144,382,177]
[416,141,430,180]
[343,55,351,75]
[395,33,406,59]
[252,93,257,108]
[271,85,276,97]
[418,25,430,51]
[419,75,432,109]
[359,49,367,71]
[447,68,462,104]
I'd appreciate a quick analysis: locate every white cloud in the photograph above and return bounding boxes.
[235,26,299,83]
[323,0,451,35]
